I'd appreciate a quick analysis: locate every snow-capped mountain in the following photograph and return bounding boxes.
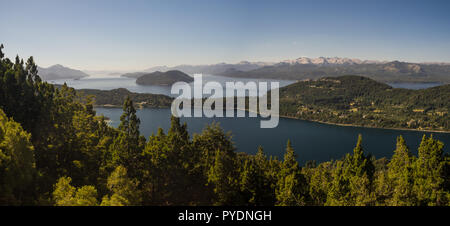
[281,57,384,65]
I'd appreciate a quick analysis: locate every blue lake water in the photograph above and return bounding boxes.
[51,76,448,164]
[95,107,450,164]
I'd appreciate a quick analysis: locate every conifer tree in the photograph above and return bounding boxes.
[101,166,141,206]
[0,44,4,59]
[52,177,98,206]
[413,135,448,205]
[110,97,143,178]
[326,161,351,206]
[327,135,375,206]
[118,96,140,142]
[275,140,308,206]
[0,109,36,205]
[308,161,333,205]
[387,136,416,205]
[348,135,376,206]
[208,149,239,205]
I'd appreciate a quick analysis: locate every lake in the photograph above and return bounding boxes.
[48,75,296,97]
[50,76,448,164]
[95,107,450,165]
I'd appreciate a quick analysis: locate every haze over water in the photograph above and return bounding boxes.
[49,74,295,97]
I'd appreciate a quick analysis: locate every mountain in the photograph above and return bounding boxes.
[121,57,450,83]
[38,64,90,80]
[82,70,128,78]
[139,61,274,75]
[220,60,450,83]
[120,61,274,78]
[121,72,147,79]
[280,57,384,65]
[135,70,194,86]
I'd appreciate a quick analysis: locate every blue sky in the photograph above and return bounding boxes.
[1,0,450,70]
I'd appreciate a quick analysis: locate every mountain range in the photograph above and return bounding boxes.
[121,61,274,77]
[279,57,384,65]
[120,57,450,83]
[41,56,450,83]
[219,59,450,83]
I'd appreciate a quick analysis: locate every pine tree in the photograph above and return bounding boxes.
[412,135,448,205]
[208,149,239,205]
[52,177,98,206]
[193,122,235,173]
[327,135,375,206]
[101,166,141,206]
[387,136,416,205]
[275,140,308,206]
[0,109,36,205]
[348,135,376,206]
[239,152,275,205]
[118,96,140,142]
[110,96,143,178]
[308,161,333,205]
[0,44,4,59]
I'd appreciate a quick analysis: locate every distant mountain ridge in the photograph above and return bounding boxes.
[219,60,450,83]
[120,61,273,78]
[141,61,274,75]
[120,57,450,83]
[38,64,90,80]
[279,57,385,65]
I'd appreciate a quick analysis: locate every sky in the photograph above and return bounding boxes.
[1,0,450,71]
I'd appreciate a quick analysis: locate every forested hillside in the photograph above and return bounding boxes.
[77,88,173,108]
[0,46,449,206]
[278,76,450,131]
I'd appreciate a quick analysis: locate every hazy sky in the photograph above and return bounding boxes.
[1,0,450,70]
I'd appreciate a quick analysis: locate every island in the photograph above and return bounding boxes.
[135,70,194,86]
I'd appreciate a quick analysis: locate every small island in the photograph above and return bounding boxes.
[135,70,194,86]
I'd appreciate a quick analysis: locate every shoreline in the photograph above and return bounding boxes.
[94,105,450,134]
[298,118,450,134]
[235,107,450,134]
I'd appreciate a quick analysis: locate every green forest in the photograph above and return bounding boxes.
[278,76,450,131]
[1,45,449,206]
